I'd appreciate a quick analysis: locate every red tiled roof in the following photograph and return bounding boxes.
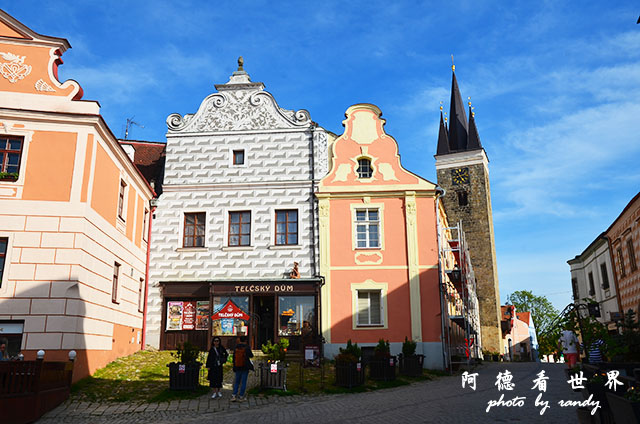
[516,311,531,324]
[119,140,165,189]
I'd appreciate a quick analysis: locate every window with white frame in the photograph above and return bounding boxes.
[229,211,251,246]
[232,149,245,165]
[357,290,382,326]
[354,208,380,248]
[118,180,127,220]
[183,212,206,248]
[357,158,373,178]
[275,209,298,245]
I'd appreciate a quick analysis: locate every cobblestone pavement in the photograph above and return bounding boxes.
[39,362,585,423]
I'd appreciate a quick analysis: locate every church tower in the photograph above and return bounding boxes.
[435,65,502,354]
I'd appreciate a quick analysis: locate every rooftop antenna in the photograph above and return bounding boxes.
[124,117,144,140]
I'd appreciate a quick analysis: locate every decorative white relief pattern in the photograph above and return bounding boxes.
[167,88,311,132]
[35,78,55,92]
[0,52,32,83]
[314,129,329,179]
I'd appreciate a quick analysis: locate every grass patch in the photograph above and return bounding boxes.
[71,350,447,402]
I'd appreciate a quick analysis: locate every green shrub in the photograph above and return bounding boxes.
[261,339,289,362]
[402,337,417,356]
[336,339,361,363]
[172,341,201,364]
[374,339,391,358]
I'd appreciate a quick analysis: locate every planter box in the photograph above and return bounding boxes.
[605,392,640,424]
[399,355,423,377]
[335,361,365,388]
[369,357,396,381]
[168,362,201,391]
[259,362,287,390]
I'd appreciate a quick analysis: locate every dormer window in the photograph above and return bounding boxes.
[357,158,373,178]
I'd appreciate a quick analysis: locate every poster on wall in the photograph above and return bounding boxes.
[182,301,196,330]
[221,319,235,336]
[167,301,183,331]
[196,301,210,330]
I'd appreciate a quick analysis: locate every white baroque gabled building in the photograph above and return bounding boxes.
[146,62,329,352]
[568,233,619,330]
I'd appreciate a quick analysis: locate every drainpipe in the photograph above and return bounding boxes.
[141,203,156,350]
[434,186,447,370]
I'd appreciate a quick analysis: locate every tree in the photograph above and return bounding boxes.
[506,290,559,334]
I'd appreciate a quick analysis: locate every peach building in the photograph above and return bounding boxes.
[0,11,153,381]
[317,104,453,369]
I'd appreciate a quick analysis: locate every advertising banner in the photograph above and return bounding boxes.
[196,301,210,330]
[211,300,250,321]
[182,301,196,330]
[167,301,183,331]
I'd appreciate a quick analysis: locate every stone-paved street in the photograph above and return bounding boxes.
[39,362,586,423]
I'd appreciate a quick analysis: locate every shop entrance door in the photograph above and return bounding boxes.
[253,295,275,349]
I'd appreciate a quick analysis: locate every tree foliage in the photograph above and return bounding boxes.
[506,290,559,334]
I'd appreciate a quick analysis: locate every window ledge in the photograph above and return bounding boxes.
[354,247,382,251]
[269,245,302,250]
[176,247,208,252]
[222,246,254,251]
[356,324,384,328]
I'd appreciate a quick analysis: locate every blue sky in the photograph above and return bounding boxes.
[6,1,639,311]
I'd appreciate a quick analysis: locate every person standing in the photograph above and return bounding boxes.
[558,328,580,368]
[0,342,8,360]
[231,335,253,402]
[206,337,228,398]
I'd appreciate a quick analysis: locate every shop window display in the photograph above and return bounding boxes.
[278,296,315,336]
[211,296,249,337]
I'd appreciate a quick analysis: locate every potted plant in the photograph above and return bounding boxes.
[259,339,289,390]
[399,337,423,377]
[0,172,18,182]
[334,339,364,388]
[167,341,202,390]
[606,386,640,424]
[369,339,396,381]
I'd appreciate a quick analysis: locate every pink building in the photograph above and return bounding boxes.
[317,104,453,369]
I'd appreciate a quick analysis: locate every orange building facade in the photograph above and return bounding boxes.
[317,104,447,368]
[0,11,154,381]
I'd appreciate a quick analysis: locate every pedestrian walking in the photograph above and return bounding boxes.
[206,337,228,399]
[586,338,604,364]
[231,335,253,402]
[558,328,580,368]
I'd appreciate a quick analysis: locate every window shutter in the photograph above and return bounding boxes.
[357,291,369,325]
[370,291,381,324]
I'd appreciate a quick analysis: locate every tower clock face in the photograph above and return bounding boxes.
[451,167,470,185]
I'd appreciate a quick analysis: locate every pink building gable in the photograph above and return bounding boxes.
[319,104,434,191]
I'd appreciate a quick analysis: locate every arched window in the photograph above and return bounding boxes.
[357,158,373,178]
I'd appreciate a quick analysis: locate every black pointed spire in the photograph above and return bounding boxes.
[467,105,482,150]
[448,66,468,151]
[436,111,450,155]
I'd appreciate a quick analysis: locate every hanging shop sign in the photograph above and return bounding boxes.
[212,281,318,294]
[211,300,250,321]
